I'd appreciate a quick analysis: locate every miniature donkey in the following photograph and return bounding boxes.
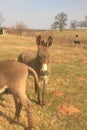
[18,35,53,106]
[0,60,40,130]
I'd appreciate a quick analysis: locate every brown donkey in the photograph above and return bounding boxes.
[0,60,40,130]
[18,35,53,106]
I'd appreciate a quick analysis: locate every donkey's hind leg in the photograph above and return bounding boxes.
[18,92,34,130]
[13,94,22,123]
[34,79,41,104]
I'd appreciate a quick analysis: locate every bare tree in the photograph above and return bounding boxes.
[0,12,5,28]
[78,21,87,29]
[51,22,58,30]
[51,12,68,31]
[70,20,78,29]
[77,16,87,29]
[85,15,87,28]
[15,21,28,35]
[85,15,87,21]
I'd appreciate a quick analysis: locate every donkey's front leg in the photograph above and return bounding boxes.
[42,80,46,107]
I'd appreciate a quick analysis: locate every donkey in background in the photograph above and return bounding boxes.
[18,35,53,106]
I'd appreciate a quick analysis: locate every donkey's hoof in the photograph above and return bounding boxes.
[10,117,19,124]
[37,100,41,105]
[25,126,35,130]
[9,119,16,124]
[42,102,46,107]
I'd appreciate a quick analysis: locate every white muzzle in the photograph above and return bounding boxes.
[41,64,48,72]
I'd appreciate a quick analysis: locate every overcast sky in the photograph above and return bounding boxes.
[0,0,87,29]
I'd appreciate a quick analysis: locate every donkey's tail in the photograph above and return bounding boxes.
[27,66,40,94]
[27,66,40,104]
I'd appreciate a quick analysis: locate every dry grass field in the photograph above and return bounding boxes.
[0,30,87,130]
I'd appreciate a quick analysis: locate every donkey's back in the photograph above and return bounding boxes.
[18,50,36,65]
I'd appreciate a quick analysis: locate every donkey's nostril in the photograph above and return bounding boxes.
[40,71,44,76]
[40,70,49,76]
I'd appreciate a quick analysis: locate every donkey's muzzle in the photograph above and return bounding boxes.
[40,70,49,83]
[40,64,49,79]
[40,70,49,76]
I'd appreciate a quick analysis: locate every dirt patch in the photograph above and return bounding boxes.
[53,91,64,97]
[53,58,62,63]
[81,59,87,64]
[46,91,64,97]
[58,104,80,115]
[77,77,86,81]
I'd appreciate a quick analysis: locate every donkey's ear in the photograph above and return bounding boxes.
[47,36,53,47]
[36,35,41,45]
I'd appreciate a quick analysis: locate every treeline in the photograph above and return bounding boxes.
[51,12,87,31]
[0,12,87,35]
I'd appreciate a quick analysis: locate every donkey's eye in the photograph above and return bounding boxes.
[37,55,42,61]
[37,55,41,58]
